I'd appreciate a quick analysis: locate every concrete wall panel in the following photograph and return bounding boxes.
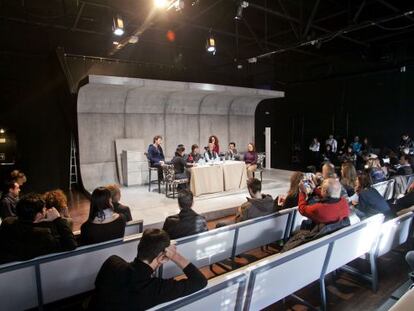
[124,114,165,152]
[165,115,199,158]
[78,84,128,113]
[199,115,229,152]
[166,91,208,115]
[200,94,235,115]
[125,88,169,114]
[229,116,255,152]
[80,162,118,192]
[78,114,125,164]
[230,96,266,116]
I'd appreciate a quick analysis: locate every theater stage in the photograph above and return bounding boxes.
[116,168,292,230]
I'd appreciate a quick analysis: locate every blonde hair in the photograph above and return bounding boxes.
[341,162,357,189]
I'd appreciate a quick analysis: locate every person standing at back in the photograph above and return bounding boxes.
[325,134,338,153]
[0,181,20,220]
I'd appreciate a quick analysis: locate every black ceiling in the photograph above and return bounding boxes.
[1,0,414,84]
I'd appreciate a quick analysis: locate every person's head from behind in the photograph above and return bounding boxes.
[347,146,353,154]
[313,137,318,144]
[288,171,303,196]
[106,184,121,203]
[247,143,255,152]
[16,193,46,222]
[178,189,193,210]
[329,134,333,140]
[229,142,236,151]
[247,178,261,198]
[11,170,27,186]
[322,162,336,179]
[137,228,171,270]
[402,134,409,141]
[44,189,68,214]
[89,187,113,222]
[355,173,372,193]
[325,144,331,152]
[341,162,357,185]
[176,146,185,156]
[191,144,199,154]
[354,136,360,142]
[3,181,20,198]
[400,154,410,165]
[153,135,163,145]
[321,178,341,199]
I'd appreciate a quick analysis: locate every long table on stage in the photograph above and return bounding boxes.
[190,161,248,196]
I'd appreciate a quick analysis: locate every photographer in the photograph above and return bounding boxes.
[90,228,207,311]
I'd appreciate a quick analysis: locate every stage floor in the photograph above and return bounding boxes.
[119,168,292,229]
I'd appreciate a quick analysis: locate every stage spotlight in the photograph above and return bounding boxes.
[112,41,119,45]
[206,35,216,54]
[113,15,124,36]
[235,1,249,20]
[128,35,139,44]
[154,0,168,9]
[0,129,4,134]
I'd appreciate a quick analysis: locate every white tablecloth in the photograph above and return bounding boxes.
[190,161,247,196]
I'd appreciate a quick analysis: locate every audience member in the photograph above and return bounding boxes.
[309,138,321,167]
[361,137,373,154]
[340,146,356,165]
[351,136,362,154]
[90,228,207,311]
[353,173,392,219]
[147,135,165,181]
[106,184,132,222]
[397,154,413,176]
[276,171,302,210]
[391,183,414,213]
[298,178,350,224]
[208,135,220,154]
[0,193,76,264]
[325,134,338,153]
[338,137,348,155]
[244,143,258,179]
[340,162,357,197]
[10,170,27,187]
[162,190,208,239]
[186,144,202,163]
[80,187,126,245]
[322,144,335,163]
[366,156,387,184]
[0,181,20,219]
[43,189,70,218]
[236,178,275,222]
[204,142,220,162]
[399,133,414,153]
[225,142,240,160]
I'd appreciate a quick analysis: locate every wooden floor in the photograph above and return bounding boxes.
[67,189,411,311]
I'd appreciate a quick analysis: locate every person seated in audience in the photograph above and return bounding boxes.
[309,137,321,167]
[186,144,202,163]
[90,228,207,311]
[208,135,220,154]
[10,170,27,187]
[298,178,350,225]
[361,137,373,154]
[338,137,348,155]
[106,184,132,222]
[396,154,413,176]
[322,144,335,163]
[366,155,387,184]
[0,193,76,264]
[80,187,126,245]
[43,189,70,218]
[147,135,165,181]
[391,183,414,213]
[351,136,362,155]
[236,178,275,222]
[399,133,414,154]
[0,181,20,220]
[204,142,219,162]
[244,143,258,179]
[319,162,348,200]
[325,134,337,153]
[225,142,240,160]
[276,171,303,210]
[162,190,208,239]
[340,146,356,165]
[340,162,357,197]
[352,173,392,219]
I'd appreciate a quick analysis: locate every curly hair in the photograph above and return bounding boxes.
[44,189,70,218]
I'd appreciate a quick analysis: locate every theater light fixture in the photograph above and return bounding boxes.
[154,0,169,9]
[128,35,139,44]
[235,1,249,20]
[206,34,216,54]
[0,129,4,134]
[113,15,124,36]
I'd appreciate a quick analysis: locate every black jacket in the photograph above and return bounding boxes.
[397,165,413,176]
[162,209,208,239]
[171,154,187,175]
[0,217,77,264]
[80,215,126,246]
[90,255,208,311]
[392,191,414,212]
[113,202,132,222]
[0,193,18,220]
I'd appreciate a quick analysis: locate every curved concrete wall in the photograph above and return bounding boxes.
[77,75,284,191]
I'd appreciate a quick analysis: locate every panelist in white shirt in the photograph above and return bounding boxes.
[204,142,220,162]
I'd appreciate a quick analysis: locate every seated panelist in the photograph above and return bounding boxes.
[204,142,220,162]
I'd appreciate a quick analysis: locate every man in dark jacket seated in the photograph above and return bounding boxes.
[162,189,208,239]
[0,193,77,264]
[298,178,350,225]
[0,180,20,220]
[396,154,413,176]
[236,178,275,222]
[90,228,208,311]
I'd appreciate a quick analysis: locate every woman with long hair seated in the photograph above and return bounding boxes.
[80,187,126,245]
[276,171,303,210]
[340,162,357,197]
[208,135,220,154]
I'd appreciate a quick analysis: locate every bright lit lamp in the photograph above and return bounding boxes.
[206,36,216,54]
[154,0,169,9]
[113,15,124,36]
